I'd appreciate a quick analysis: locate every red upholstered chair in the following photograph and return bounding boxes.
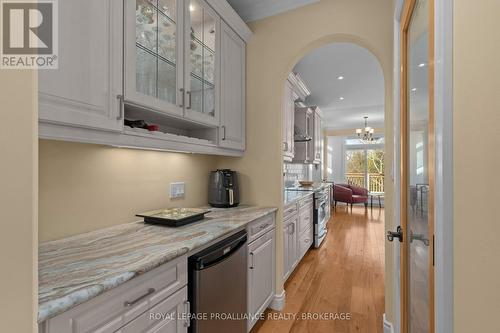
[333,183,369,210]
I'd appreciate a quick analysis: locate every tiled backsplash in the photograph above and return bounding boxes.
[284,163,323,187]
[284,163,308,187]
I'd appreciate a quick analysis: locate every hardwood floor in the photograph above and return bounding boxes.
[252,205,385,333]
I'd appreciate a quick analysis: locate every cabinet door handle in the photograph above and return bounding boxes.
[186,91,192,109]
[222,125,226,140]
[283,142,288,152]
[116,94,124,120]
[183,300,191,327]
[250,252,255,269]
[123,288,155,307]
[179,88,185,107]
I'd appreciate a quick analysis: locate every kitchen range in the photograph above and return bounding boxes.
[284,183,332,248]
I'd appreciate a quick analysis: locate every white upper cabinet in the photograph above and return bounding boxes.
[124,0,184,117]
[312,106,322,164]
[283,81,296,162]
[39,0,249,156]
[183,0,220,126]
[39,0,123,132]
[219,20,245,150]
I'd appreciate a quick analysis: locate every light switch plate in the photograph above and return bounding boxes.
[170,182,185,199]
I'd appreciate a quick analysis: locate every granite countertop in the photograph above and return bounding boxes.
[38,206,277,323]
[283,191,314,205]
[285,182,332,193]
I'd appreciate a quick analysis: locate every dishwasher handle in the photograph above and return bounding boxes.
[190,230,247,270]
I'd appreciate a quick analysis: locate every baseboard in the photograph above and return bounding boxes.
[269,290,286,311]
[383,313,395,333]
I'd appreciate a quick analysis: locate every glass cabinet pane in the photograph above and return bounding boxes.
[188,0,216,118]
[135,0,177,105]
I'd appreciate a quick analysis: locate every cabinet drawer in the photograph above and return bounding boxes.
[298,205,313,235]
[298,226,313,260]
[115,286,188,333]
[247,213,275,243]
[298,195,313,209]
[45,257,187,333]
[283,202,298,220]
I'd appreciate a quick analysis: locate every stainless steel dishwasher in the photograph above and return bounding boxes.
[188,230,247,333]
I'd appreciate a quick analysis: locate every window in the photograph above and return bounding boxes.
[344,137,385,193]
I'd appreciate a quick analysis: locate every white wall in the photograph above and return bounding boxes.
[326,136,345,183]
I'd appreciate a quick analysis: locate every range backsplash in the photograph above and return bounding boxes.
[283,163,322,187]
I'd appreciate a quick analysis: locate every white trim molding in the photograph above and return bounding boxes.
[433,0,454,332]
[205,0,252,42]
[269,290,286,311]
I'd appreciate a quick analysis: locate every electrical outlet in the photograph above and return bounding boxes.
[170,182,185,199]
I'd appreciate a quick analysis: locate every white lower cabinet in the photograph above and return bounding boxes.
[283,214,298,281]
[246,214,276,331]
[115,287,188,333]
[247,230,274,330]
[41,257,187,333]
[283,195,314,282]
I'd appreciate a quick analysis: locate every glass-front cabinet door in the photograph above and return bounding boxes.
[125,0,184,117]
[184,0,220,126]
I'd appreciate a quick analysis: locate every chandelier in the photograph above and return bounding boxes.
[355,116,375,143]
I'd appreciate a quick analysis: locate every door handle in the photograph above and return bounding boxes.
[116,94,124,120]
[249,252,255,269]
[123,288,155,307]
[283,142,288,151]
[179,88,185,107]
[183,300,190,327]
[410,231,430,246]
[186,91,192,109]
[222,125,226,140]
[387,226,403,242]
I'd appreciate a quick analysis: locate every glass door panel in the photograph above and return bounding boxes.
[127,0,182,115]
[185,0,218,124]
[406,0,433,331]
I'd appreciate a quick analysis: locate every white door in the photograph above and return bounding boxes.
[124,0,184,117]
[183,0,220,126]
[248,231,274,329]
[39,0,123,131]
[219,21,245,150]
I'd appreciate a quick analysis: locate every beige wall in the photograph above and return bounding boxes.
[39,140,218,241]
[453,1,500,331]
[217,0,395,319]
[0,71,38,332]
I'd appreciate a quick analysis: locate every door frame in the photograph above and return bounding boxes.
[400,0,435,332]
[392,0,454,332]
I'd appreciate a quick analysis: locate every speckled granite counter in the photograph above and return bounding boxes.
[283,191,313,206]
[38,206,277,323]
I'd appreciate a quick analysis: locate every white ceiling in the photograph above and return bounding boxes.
[227,0,319,22]
[293,43,385,131]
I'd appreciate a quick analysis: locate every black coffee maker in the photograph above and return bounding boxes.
[208,169,240,208]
